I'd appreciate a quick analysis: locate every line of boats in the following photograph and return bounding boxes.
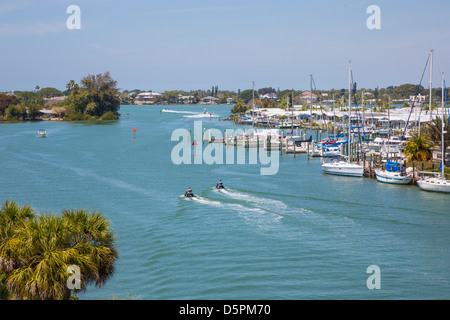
[223,62,449,194]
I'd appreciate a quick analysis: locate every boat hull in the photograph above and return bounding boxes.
[375,170,412,185]
[416,178,450,193]
[322,162,364,177]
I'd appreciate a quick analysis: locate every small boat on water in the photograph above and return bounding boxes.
[375,160,412,185]
[184,191,195,198]
[216,180,225,189]
[37,129,47,137]
[184,187,195,197]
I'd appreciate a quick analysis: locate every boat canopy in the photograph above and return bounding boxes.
[385,160,402,172]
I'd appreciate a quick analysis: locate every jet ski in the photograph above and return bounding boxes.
[185,191,195,197]
[215,183,225,189]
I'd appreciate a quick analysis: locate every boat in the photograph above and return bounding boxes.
[416,72,450,193]
[184,188,195,197]
[216,181,225,189]
[308,143,323,157]
[375,160,412,184]
[37,129,47,137]
[322,155,364,177]
[416,175,450,193]
[321,61,364,177]
[323,144,341,157]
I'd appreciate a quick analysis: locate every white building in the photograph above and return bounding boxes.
[134,92,162,105]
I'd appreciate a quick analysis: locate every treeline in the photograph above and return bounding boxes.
[0,72,121,121]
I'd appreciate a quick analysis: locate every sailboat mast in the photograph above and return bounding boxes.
[388,95,391,159]
[442,72,445,180]
[252,81,255,129]
[429,49,433,121]
[348,61,352,160]
[310,75,313,134]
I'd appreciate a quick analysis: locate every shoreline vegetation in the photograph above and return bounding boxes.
[1,74,448,122]
[0,72,121,122]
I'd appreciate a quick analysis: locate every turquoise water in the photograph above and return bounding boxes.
[1,105,449,300]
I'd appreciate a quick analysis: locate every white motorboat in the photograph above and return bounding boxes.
[322,155,364,177]
[375,160,412,184]
[37,129,47,137]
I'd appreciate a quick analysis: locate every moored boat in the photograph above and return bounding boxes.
[375,160,412,184]
[322,155,364,177]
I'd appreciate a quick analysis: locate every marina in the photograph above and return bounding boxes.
[1,0,450,304]
[1,104,449,300]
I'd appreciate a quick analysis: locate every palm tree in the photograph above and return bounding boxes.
[403,132,432,162]
[0,201,118,300]
[230,99,247,115]
[423,116,450,165]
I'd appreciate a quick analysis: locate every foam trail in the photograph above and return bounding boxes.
[183,114,218,118]
[218,188,288,210]
[161,110,198,114]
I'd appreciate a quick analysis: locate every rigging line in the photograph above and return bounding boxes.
[349,70,364,138]
[445,80,450,118]
[402,52,431,138]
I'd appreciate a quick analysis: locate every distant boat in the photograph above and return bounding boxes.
[37,129,47,137]
[375,160,412,184]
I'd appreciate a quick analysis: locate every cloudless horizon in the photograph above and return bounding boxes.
[1,0,450,93]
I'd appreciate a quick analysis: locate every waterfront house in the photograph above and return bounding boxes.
[134,92,162,105]
[261,93,277,101]
[299,91,318,103]
[200,96,219,104]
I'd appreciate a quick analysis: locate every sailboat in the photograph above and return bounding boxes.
[416,72,450,193]
[375,160,412,184]
[375,96,412,184]
[322,61,364,177]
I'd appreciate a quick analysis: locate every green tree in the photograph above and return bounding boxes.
[65,72,120,118]
[238,89,258,104]
[15,91,44,108]
[403,132,432,162]
[423,116,450,165]
[37,87,63,98]
[0,201,118,300]
[4,105,24,121]
[162,91,179,104]
[0,93,20,116]
[230,99,248,114]
[28,103,41,120]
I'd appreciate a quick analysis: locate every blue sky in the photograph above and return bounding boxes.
[1,0,450,92]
